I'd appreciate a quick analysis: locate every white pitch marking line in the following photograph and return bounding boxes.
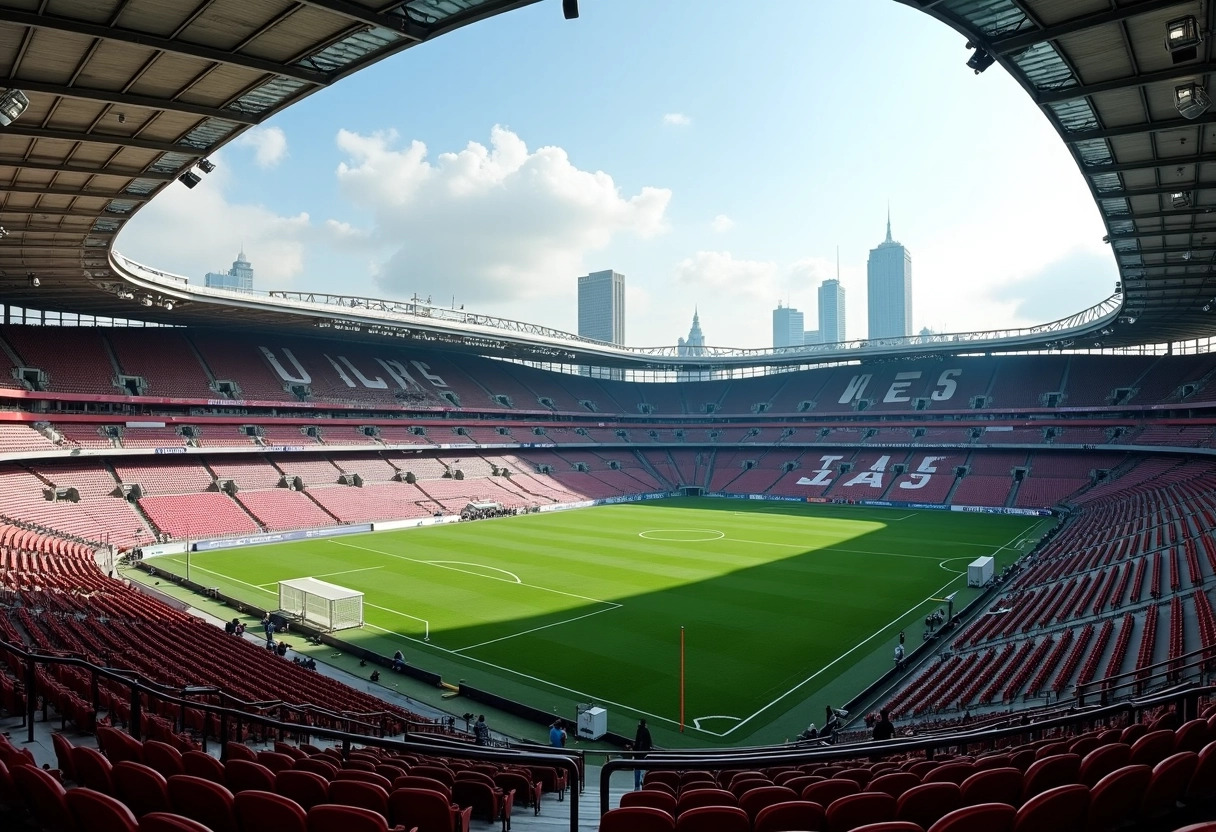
[363,602,431,628]
[259,565,384,587]
[332,540,616,606]
[721,521,1043,736]
[181,563,277,596]
[638,529,725,542]
[692,715,741,730]
[453,603,623,653]
[426,561,521,583]
[891,513,920,521]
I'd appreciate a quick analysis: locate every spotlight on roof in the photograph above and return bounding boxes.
[1172,190,1194,209]
[1176,83,1212,119]
[178,170,201,189]
[26,272,38,287]
[0,89,30,127]
[966,44,995,74]
[161,300,174,311]
[1205,304,1212,312]
[197,158,216,174]
[1166,16,1203,63]
[0,226,7,238]
[140,296,153,307]
[562,0,578,19]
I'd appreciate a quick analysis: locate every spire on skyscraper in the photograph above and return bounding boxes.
[886,204,892,243]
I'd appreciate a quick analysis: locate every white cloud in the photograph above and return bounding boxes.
[662,113,692,127]
[114,155,310,288]
[236,126,288,168]
[330,126,672,309]
[710,214,735,233]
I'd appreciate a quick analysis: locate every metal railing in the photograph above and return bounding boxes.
[0,638,584,832]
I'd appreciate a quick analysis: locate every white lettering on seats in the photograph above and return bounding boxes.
[796,455,844,486]
[337,356,387,389]
[838,374,872,404]
[843,455,891,488]
[324,355,356,388]
[375,359,420,390]
[259,347,311,385]
[931,369,961,401]
[883,372,922,403]
[900,456,948,490]
[410,360,449,388]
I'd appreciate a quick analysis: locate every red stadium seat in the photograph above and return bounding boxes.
[112,761,171,816]
[306,803,407,832]
[64,787,138,832]
[277,769,331,810]
[1085,765,1152,832]
[138,813,217,832]
[960,767,1023,808]
[752,799,826,832]
[167,774,239,832]
[12,762,77,832]
[599,805,675,832]
[897,782,963,830]
[867,772,921,799]
[234,789,309,832]
[826,791,898,832]
[225,759,278,794]
[620,789,677,814]
[674,804,750,832]
[1139,751,1197,820]
[927,803,1016,832]
[1012,784,1089,832]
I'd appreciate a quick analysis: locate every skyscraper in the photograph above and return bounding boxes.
[772,303,804,349]
[204,249,254,291]
[677,308,707,357]
[577,270,626,345]
[819,254,847,346]
[866,211,912,339]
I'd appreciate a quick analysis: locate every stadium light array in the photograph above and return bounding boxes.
[178,170,201,189]
[1172,191,1193,209]
[966,43,995,74]
[1166,16,1203,63]
[198,158,216,174]
[26,272,38,288]
[1176,83,1212,119]
[0,89,30,127]
[563,0,578,19]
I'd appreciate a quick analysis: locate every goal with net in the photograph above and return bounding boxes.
[278,577,364,632]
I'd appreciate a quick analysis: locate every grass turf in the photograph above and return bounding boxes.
[149,498,1049,745]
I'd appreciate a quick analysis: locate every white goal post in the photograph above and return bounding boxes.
[278,577,364,632]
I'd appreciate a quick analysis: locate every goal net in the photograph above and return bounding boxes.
[278,577,363,632]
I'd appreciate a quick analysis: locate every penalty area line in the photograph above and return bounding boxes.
[452,602,623,653]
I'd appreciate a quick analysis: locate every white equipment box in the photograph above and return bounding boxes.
[577,706,607,740]
[968,556,995,587]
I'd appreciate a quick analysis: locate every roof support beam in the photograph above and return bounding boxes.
[0,124,202,156]
[0,158,175,180]
[0,207,114,218]
[0,183,150,200]
[0,77,259,125]
[1038,62,1216,105]
[0,9,328,86]
[1085,153,1216,175]
[1065,112,1216,142]
[993,0,1189,54]
[1096,184,1215,200]
[1107,228,1216,240]
[295,0,426,40]
[1108,207,1216,222]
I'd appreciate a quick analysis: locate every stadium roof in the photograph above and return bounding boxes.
[0,0,1214,368]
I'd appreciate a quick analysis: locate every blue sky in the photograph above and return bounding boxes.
[119,0,1117,350]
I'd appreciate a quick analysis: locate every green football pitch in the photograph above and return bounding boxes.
[149,498,1051,745]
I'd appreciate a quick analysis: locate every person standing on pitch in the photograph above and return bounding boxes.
[633,718,653,790]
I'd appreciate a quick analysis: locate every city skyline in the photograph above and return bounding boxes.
[867,213,913,340]
[204,249,254,291]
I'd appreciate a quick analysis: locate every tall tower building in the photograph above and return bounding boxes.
[772,303,805,349]
[866,210,912,339]
[677,308,707,356]
[819,250,847,344]
[577,270,626,345]
[204,249,254,290]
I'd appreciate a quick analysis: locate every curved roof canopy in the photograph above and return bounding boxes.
[0,0,1213,365]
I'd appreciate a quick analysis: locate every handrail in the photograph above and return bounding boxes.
[598,683,1209,815]
[1077,641,1215,703]
[0,638,583,832]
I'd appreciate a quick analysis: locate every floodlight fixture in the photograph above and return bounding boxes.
[140,295,153,307]
[1166,16,1203,62]
[1172,190,1194,209]
[1205,304,1212,312]
[162,300,174,311]
[1176,83,1212,119]
[0,226,7,238]
[26,272,38,287]
[966,45,995,74]
[178,170,201,189]
[563,0,578,19]
[0,90,30,127]
[197,158,216,174]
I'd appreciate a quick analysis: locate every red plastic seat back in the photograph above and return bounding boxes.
[620,788,677,814]
[138,812,216,832]
[12,763,76,832]
[674,804,750,832]
[293,757,339,779]
[167,774,238,832]
[737,785,799,820]
[1080,743,1131,787]
[1022,754,1080,801]
[1140,751,1198,819]
[803,778,859,806]
[1012,784,1089,832]
[276,769,330,810]
[675,787,736,815]
[1129,730,1176,768]
[896,782,963,829]
[960,767,1023,808]
[924,762,977,786]
[825,791,897,832]
[72,745,115,794]
[143,742,185,779]
[234,789,308,832]
[753,800,826,832]
[225,759,277,794]
[112,760,171,816]
[867,772,920,799]
[328,779,390,816]
[97,726,144,765]
[306,803,391,832]
[181,751,225,783]
[599,805,676,832]
[1086,764,1152,832]
[928,802,1016,832]
[64,787,139,832]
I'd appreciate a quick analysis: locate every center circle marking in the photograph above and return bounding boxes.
[638,529,725,542]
